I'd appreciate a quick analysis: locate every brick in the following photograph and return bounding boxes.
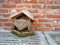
[39,0,46,4]
[38,19,52,22]
[33,23,45,27]
[7,0,21,3]
[0,18,9,22]
[54,9,60,14]
[32,4,46,9]
[23,0,37,4]
[17,5,31,8]
[46,24,52,27]
[0,23,2,26]
[2,4,16,8]
[0,9,8,13]
[4,22,12,26]
[37,27,52,31]
[32,5,41,9]
[53,24,60,27]
[34,14,45,18]
[3,14,10,17]
[47,15,60,18]
[3,27,11,30]
[16,9,22,12]
[39,9,47,14]
[54,28,60,31]
[54,0,60,4]
[39,0,54,4]
[46,0,54,4]
[0,0,7,3]
[28,9,38,13]
[47,5,60,9]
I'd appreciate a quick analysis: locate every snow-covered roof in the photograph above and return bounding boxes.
[10,10,34,20]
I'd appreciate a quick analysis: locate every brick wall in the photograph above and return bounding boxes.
[0,0,60,31]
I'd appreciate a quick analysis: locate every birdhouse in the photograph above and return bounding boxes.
[10,10,34,37]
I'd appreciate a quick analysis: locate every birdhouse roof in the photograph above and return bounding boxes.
[10,10,34,20]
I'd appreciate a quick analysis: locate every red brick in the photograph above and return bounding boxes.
[0,0,6,3]
[0,18,9,22]
[2,4,16,8]
[54,0,60,4]
[52,24,60,27]
[54,28,60,31]
[40,9,57,14]
[46,24,52,27]
[46,0,54,4]
[38,19,52,22]
[37,27,52,31]
[3,27,10,30]
[32,4,46,9]
[33,19,39,23]
[16,9,22,12]
[7,0,21,3]
[34,14,45,18]
[47,5,60,9]
[39,0,46,4]
[39,0,54,4]
[53,19,60,22]
[47,15,60,18]
[54,9,60,14]
[32,5,41,9]
[33,23,45,27]
[0,14,1,16]
[0,9,8,13]
[28,9,38,13]
[0,23,2,26]
[17,5,31,8]
[3,14,10,17]
[4,22,12,26]
[23,0,37,4]
[39,9,47,14]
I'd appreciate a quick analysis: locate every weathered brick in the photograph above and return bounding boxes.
[3,27,11,30]
[54,28,60,31]
[0,0,7,3]
[3,14,10,17]
[53,24,60,27]
[2,4,16,8]
[0,23,2,26]
[7,0,21,3]
[4,22,12,26]
[0,18,9,22]
[39,0,46,4]
[34,14,45,18]
[38,19,52,22]
[47,5,60,9]
[54,0,60,4]
[47,15,60,18]
[28,9,38,13]
[46,24,52,27]
[37,27,52,31]
[33,23,46,27]
[16,9,22,12]
[23,0,37,4]
[54,9,60,14]
[32,4,46,9]
[17,5,31,8]
[46,0,54,4]
[0,9,8,13]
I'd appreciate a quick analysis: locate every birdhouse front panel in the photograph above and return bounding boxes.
[15,19,28,30]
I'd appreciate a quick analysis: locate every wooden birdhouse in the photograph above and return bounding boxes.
[10,10,34,37]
